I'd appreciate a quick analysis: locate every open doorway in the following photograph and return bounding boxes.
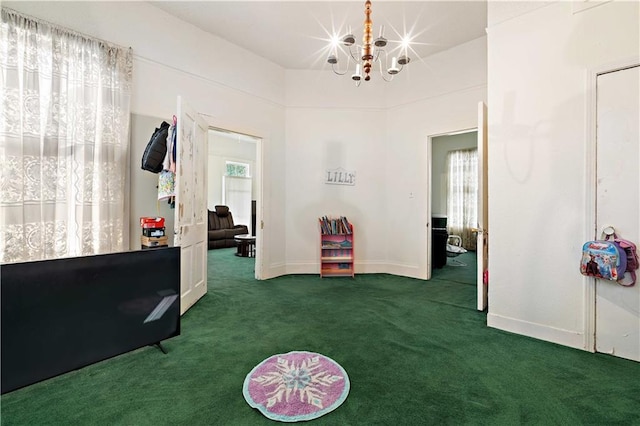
[429,130,478,286]
[207,128,261,279]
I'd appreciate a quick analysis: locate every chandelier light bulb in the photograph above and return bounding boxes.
[352,63,362,81]
[400,35,412,57]
[388,57,399,75]
[374,24,386,47]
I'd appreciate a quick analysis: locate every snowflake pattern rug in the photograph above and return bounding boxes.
[243,351,350,422]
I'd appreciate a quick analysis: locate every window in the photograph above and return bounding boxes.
[446,149,478,250]
[223,161,252,229]
[226,161,250,178]
[0,9,132,263]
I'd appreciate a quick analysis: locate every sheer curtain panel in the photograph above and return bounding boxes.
[446,148,478,250]
[223,176,252,230]
[0,8,133,263]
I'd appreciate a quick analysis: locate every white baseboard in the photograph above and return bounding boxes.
[355,261,389,274]
[284,262,318,275]
[260,261,424,280]
[487,312,587,351]
[373,262,424,279]
[261,262,286,279]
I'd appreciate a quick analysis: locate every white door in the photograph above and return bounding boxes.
[477,102,488,311]
[175,97,208,315]
[595,66,639,362]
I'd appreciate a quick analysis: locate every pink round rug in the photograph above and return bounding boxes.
[243,351,350,422]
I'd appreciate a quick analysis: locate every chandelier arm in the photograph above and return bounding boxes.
[372,48,382,63]
[331,62,349,76]
[375,49,395,82]
[329,48,355,76]
[347,44,361,63]
[377,58,394,82]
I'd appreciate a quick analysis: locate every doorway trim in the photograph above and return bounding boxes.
[206,124,265,280]
[583,56,640,352]
[426,127,477,280]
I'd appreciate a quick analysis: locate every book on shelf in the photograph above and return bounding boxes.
[321,241,352,249]
[321,249,352,258]
[318,215,352,235]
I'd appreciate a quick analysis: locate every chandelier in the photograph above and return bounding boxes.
[327,0,411,86]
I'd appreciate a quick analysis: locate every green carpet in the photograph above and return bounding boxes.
[2,248,639,425]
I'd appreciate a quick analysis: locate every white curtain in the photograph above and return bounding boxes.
[223,176,252,228]
[0,8,132,263]
[446,148,478,250]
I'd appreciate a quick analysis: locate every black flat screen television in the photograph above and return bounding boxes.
[1,247,181,394]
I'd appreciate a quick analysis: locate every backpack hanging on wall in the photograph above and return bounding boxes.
[141,121,170,173]
[580,239,626,282]
[580,226,638,286]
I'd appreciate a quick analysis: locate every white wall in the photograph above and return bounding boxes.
[283,71,393,276]
[129,114,177,250]
[487,0,640,350]
[5,1,287,278]
[284,107,388,274]
[385,37,487,279]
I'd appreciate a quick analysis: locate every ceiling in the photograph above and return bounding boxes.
[150,1,488,70]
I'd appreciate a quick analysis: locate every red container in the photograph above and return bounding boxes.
[140,217,165,229]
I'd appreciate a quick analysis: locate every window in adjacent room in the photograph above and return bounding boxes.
[446,148,478,250]
[225,161,251,178]
[223,161,252,229]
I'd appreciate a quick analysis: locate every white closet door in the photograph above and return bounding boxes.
[595,66,639,362]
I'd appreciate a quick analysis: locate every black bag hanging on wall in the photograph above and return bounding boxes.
[141,121,170,173]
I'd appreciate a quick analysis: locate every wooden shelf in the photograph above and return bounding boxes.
[319,218,354,278]
[321,256,353,262]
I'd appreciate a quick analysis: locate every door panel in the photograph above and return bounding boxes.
[595,66,639,362]
[175,97,208,315]
[477,102,488,311]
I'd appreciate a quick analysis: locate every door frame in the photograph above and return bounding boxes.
[207,125,265,280]
[426,126,477,281]
[583,56,640,352]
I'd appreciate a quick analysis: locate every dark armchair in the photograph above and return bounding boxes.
[208,205,249,249]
